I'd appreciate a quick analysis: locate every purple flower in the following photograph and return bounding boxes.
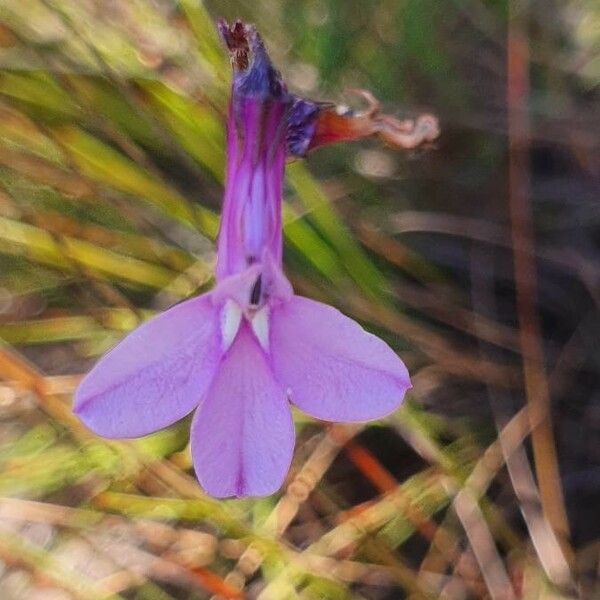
[73,20,411,498]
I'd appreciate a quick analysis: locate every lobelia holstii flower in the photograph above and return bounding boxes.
[73,19,436,498]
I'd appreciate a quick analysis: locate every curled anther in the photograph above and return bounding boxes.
[345,88,440,149]
[377,112,440,149]
[306,87,440,153]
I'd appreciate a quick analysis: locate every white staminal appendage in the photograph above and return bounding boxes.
[220,299,242,351]
[250,306,270,351]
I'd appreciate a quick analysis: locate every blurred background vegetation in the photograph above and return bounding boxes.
[0,0,598,598]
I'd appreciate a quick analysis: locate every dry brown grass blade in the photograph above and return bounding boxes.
[395,402,531,597]
[507,5,572,560]
[258,469,449,599]
[496,415,576,593]
[217,424,361,597]
[469,261,578,594]
[0,343,99,436]
[0,345,44,393]
[343,438,497,598]
[450,490,515,600]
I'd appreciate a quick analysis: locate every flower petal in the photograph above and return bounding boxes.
[191,323,293,497]
[271,296,411,421]
[74,294,221,438]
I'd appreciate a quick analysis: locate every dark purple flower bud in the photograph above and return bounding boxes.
[215,20,289,280]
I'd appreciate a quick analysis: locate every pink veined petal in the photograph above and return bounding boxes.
[74,293,221,438]
[270,296,411,422]
[215,97,287,281]
[191,323,294,498]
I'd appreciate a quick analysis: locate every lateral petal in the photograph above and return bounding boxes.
[271,296,411,421]
[74,294,221,438]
